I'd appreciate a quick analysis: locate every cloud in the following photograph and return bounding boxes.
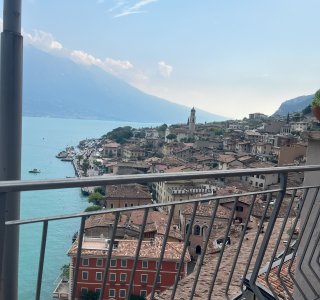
[113,0,158,18]
[158,61,173,78]
[70,50,102,65]
[24,30,63,52]
[105,58,133,70]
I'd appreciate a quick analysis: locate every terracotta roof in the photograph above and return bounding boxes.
[255,255,296,299]
[103,142,121,148]
[68,237,191,262]
[217,154,236,163]
[85,213,126,229]
[181,203,231,219]
[154,218,294,299]
[106,184,151,199]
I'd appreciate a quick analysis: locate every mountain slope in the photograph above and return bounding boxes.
[273,94,314,116]
[23,46,225,123]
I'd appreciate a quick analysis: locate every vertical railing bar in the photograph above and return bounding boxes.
[225,194,257,299]
[240,192,272,290]
[71,216,86,300]
[296,187,320,296]
[99,211,120,300]
[249,172,288,299]
[35,220,48,300]
[276,188,310,300]
[264,189,297,300]
[207,196,239,300]
[127,208,149,299]
[189,199,220,300]
[170,201,199,300]
[286,187,320,299]
[150,204,176,300]
[307,210,320,284]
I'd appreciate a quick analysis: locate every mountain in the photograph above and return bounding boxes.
[23,46,225,123]
[273,94,314,116]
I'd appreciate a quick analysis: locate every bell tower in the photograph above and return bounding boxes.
[189,107,196,134]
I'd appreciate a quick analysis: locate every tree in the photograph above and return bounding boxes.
[166,133,177,141]
[94,186,105,195]
[104,126,133,144]
[60,264,69,280]
[84,205,102,212]
[82,158,90,176]
[88,192,103,205]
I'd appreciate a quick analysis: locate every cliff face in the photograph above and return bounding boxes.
[273,94,314,116]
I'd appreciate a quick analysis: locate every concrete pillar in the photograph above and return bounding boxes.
[294,131,320,299]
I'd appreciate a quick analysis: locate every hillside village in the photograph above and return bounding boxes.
[54,107,320,300]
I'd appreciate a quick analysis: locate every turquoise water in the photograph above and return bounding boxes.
[19,117,157,300]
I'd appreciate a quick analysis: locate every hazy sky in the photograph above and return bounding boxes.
[1,0,320,119]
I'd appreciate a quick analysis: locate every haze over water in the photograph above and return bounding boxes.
[19,117,157,299]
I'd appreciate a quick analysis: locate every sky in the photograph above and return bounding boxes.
[1,0,320,119]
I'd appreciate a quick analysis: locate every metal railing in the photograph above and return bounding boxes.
[1,165,320,300]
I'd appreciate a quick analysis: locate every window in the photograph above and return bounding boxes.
[110,259,117,267]
[109,273,116,282]
[141,274,148,283]
[119,289,126,298]
[120,273,127,282]
[140,290,147,297]
[82,258,89,266]
[121,259,127,268]
[96,258,103,267]
[176,262,180,270]
[236,206,243,212]
[109,289,116,298]
[95,288,101,295]
[81,287,88,293]
[96,272,102,281]
[156,261,162,269]
[125,203,128,207]
[193,225,201,236]
[156,274,161,283]
[82,271,88,280]
[142,260,148,268]
[110,203,114,209]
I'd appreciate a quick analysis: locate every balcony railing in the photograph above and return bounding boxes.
[1,165,320,300]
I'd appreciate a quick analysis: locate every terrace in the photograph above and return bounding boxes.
[1,164,320,299]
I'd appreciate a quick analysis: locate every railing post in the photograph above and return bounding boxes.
[249,172,288,298]
[295,132,320,299]
[0,1,23,299]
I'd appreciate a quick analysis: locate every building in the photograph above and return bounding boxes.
[103,142,121,158]
[122,145,145,160]
[188,107,196,134]
[278,143,307,166]
[104,184,151,209]
[67,237,190,299]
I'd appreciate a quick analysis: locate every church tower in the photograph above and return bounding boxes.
[189,107,196,134]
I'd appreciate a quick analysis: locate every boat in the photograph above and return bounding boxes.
[29,168,41,174]
[56,151,68,159]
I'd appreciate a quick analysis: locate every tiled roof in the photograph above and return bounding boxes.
[68,237,190,262]
[106,184,151,199]
[181,203,231,219]
[85,213,126,229]
[255,255,295,299]
[217,154,236,163]
[154,218,294,299]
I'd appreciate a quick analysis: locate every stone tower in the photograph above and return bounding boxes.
[189,107,196,134]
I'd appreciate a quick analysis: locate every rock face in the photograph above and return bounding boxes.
[23,46,225,123]
[273,94,314,116]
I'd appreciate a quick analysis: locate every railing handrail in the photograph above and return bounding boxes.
[0,165,319,193]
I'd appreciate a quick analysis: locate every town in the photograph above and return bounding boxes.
[53,106,320,300]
